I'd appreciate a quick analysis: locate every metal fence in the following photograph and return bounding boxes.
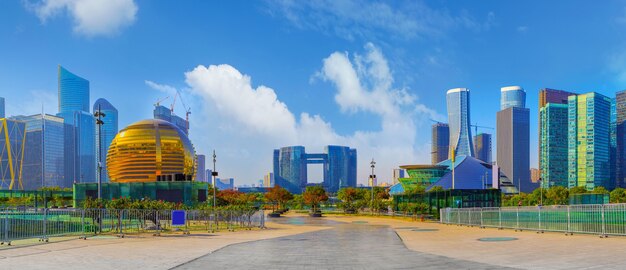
[0,208,265,245]
[440,204,626,237]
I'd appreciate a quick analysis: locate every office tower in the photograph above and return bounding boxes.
[205,169,212,183]
[539,103,569,188]
[539,88,575,108]
[473,133,492,163]
[611,98,617,188]
[93,98,118,183]
[196,154,206,182]
[273,145,357,194]
[431,123,449,164]
[446,88,473,157]
[153,105,188,135]
[13,114,66,189]
[56,66,95,184]
[616,91,626,188]
[0,97,4,118]
[392,169,405,185]
[500,86,526,110]
[263,172,275,187]
[568,93,612,190]
[497,85,530,192]
[0,118,26,190]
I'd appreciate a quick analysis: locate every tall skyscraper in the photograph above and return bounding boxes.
[93,98,118,183]
[0,97,5,118]
[539,103,569,188]
[617,90,626,188]
[0,118,26,190]
[500,86,526,110]
[12,114,66,189]
[263,172,274,187]
[56,66,95,184]
[497,85,530,192]
[446,88,473,157]
[153,105,189,135]
[473,133,492,163]
[196,154,206,182]
[611,98,617,188]
[431,123,449,164]
[568,92,612,190]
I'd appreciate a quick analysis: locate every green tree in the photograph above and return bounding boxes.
[303,186,328,213]
[610,188,626,203]
[337,187,364,212]
[264,185,293,212]
[545,186,569,205]
[569,186,588,194]
[592,186,609,194]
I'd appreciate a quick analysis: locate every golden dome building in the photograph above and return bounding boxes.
[107,119,196,182]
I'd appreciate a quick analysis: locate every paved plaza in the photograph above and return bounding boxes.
[2,213,626,269]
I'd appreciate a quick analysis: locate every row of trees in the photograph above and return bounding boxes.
[501,186,626,206]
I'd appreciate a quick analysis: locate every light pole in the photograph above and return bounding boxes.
[370,158,376,216]
[212,150,218,209]
[94,104,106,200]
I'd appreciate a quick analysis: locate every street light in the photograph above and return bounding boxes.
[370,158,376,216]
[212,150,218,209]
[94,104,106,200]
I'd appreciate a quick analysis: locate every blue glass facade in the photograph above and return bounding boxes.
[93,98,118,183]
[273,145,356,194]
[539,103,569,188]
[58,66,89,113]
[153,105,188,135]
[196,154,206,182]
[500,86,526,110]
[14,114,66,189]
[446,88,474,157]
[0,97,5,118]
[0,119,26,190]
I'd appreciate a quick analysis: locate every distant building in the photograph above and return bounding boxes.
[216,177,234,190]
[500,86,526,110]
[0,118,26,190]
[446,88,474,157]
[204,169,212,183]
[473,133,492,163]
[568,92,612,190]
[273,145,356,194]
[153,105,189,135]
[530,168,541,184]
[392,169,405,185]
[539,103,569,188]
[368,176,377,187]
[93,98,118,183]
[196,155,206,182]
[0,97,4,118]
[497,86,531,192]
[431,123,449,164]
[616,90,626,188]
[263,172,274,187]
[12,114,66,189]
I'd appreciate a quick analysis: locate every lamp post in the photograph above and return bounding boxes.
[94,104,106,200]
[370,158,376,216]
[212,150,218,209]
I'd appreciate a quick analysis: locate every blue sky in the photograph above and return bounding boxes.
[2,0,626,185]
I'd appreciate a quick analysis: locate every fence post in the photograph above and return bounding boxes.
[43,208,48,241]
[480,208,483,228]
[499,208,502,229]
[516,207,519,230]
[601,204,606,237]
[81,209,85,239]
[2,209,7,243]
[538,206,542,232]
[567,205,571,234]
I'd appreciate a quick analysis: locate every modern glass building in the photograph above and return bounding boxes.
[446,88,474,157]
[500,86,526,110]
[497,107,531,192]
[216,177,234,190]
[273,145,357,194]
[473,133,492,163]
[196,154,206,182]
[611,98,617,188]
[617,90,626,188]
[58,65,89,114]
[153,105,189,135]
[568,92,612,190]
[539,103,569,188]
[93,98,118,183]
[0,118,26,190]
[431,123,449,164]
[0,97,5,118]
[12,114,66,189]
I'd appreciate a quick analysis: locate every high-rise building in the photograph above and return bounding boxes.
[446,88,473,157]
[93,98,118,183]
[12,114,66,189]
[539,103,569,188]
[273,145,357,194]
[263,172,274,187]
[431,123,449,164]
[530,168,541,183]
[500,86,526,110]
[0,118,26,190]
[392,169,404,185]
[568,92,612,190]
[539,88,575,108]
[196,154,206,182]
[616,90,626,188]
[473,133,492,163]
[497,104,530,192]
[57,66,95,184]
[205,169,212,183]
[611,98,617,188]
[153,105,188,135]
[0,97,5,118]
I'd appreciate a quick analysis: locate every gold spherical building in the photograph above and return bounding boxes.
[107,119,196,183]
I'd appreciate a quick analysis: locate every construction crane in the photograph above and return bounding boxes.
[471,123,494,136]
[154,96,169,107]
[170,89,191,132]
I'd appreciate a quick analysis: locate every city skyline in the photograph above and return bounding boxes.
[5,1,626,185]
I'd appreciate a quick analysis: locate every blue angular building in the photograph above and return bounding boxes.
[93,98,118,183]
[273,145,357,194]
[446,88,474,157]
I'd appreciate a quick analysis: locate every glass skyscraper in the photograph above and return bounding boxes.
[196,154,206,182]
[153,105,189,135]
[500,86,526,110]
[431,123,449,164]
[273,145,357,194]
[568,92,612,190]
[473,133,492,163]
[617,90,626,188]
[93,98,118,183]
[446,88,473,157]
[539,103,569,188]
[57,66,95,184]
[0,118,26,190]
[13,114,66,189]
[0,97,5,118]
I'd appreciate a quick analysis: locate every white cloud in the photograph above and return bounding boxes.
[145,80,178,96]
[27,0,138,37]
[176,44,440,185]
